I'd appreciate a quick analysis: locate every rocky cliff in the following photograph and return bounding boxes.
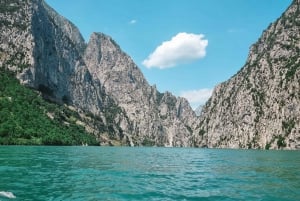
[0,0,198,146]
[84,33,198,146]
[198,0,300,150]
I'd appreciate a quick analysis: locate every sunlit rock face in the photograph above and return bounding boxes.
[0,0,199,146]
[198,0,300,150]
[84,32,200,147]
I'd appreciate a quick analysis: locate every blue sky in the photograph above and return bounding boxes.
[45,0,292,109]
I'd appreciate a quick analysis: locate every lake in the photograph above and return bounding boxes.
[0,146,299,201]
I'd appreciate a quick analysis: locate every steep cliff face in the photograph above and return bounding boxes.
[1,0,99,110]
[84,33,198,147]
[198,0,300,150]
[0,0,198,146]
[0,0,127,145]
[0,0,34,73]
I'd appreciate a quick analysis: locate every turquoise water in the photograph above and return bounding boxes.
[0,146,299,201]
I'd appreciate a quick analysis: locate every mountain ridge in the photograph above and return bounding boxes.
[1,0,299,149]
[0,0,198,147]
[197,0,300,150]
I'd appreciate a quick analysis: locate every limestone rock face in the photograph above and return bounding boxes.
[0,0,127,145]
[0,0,35,74]
[84,33,198,147]
[0,0,198,146]
[1,0,96,109]
[198,0,300,150]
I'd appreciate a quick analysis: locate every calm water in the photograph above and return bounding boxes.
[0,146,299,201]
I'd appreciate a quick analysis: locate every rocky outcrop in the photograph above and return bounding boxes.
[198,0,300,150]
[0,0,198,146]
[0,0,34,73]
[0,0,127,145]
[84,32,199,147]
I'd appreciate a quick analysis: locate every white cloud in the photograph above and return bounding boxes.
[180,88,213,109]
[143,32,208,69]
[129,19,137,25]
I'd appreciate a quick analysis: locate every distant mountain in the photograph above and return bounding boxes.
[197,0,300,149]
[0,0,198,146]
[194,105,203,117]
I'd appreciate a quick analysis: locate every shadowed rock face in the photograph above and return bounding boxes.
[198,0,300,150]
[0,0,198,147]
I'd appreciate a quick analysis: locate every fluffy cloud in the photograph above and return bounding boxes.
[143,32,208,69]
[180,88,213,109]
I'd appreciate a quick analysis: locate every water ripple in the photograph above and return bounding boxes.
[0,147,299,201]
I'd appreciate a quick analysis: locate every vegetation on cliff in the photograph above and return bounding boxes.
[0,67,98,145]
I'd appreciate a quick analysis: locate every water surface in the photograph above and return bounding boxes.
[0,146,299,200]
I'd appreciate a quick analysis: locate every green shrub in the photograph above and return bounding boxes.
[277,135,287,149]
[0,67,98,145]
